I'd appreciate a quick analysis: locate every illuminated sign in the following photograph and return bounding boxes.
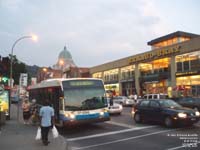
[0,90,9,115]
[129,45,181,64]
[69,81,95,86]
[63,80,104,89]
[176,71,199,77]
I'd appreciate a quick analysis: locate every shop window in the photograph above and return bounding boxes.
[183,61,190,71]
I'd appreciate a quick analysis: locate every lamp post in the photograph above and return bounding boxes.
[10,35,37,88]
[9,35,37,121]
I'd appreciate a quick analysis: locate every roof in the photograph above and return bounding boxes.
[28,78,103,90]
[58,46,72,59]
[147,31,200,45]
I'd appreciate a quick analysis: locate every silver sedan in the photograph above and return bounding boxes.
[108,103,123,115]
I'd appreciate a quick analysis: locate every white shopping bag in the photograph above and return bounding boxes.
[52,126,59,138]
[35,127,41,140]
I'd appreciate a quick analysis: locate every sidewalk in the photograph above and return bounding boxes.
[0,104,68,150]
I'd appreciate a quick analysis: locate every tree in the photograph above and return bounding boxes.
[7,55,27,84]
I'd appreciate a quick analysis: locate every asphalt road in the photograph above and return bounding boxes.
[59,107,200,150]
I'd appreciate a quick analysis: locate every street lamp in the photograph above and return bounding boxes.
[59,59,64,78]
[9,34,38,88]
[9,34,37,121]
[42,67,47,80]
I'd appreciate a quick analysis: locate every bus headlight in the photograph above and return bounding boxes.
[100,111,104,116]
[69,114,75,119]
[178,113,187,118]
[195,111,200,116]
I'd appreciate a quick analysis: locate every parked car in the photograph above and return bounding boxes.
[131,99,200,127]
[113,96,135,106]
[173,97,200,111]
[143,94,168,100]
[108,103,123,115]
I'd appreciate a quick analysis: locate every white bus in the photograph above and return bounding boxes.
[28,78,110,126]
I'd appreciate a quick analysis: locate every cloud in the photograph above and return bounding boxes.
[0,0,173,67]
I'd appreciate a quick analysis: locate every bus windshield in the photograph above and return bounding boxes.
[62,80,107,111]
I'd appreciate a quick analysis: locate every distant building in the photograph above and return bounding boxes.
[36,46,89,82]
[53,46,76,71]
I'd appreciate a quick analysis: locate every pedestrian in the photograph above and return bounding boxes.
[30,99,39,125]
[21,99,31,124]
[109,94,114,106]
[39,99,55,146]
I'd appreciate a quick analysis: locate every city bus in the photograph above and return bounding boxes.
[28,78,110,127]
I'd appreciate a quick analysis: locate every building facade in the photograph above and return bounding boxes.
[90,31,200,97]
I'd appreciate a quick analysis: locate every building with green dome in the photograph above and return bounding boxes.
[53,46,76,71]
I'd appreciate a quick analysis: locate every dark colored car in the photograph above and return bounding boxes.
[173,97,200,111]
[131,99,200,127]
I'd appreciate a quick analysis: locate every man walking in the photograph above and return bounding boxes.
[39,100,55,146]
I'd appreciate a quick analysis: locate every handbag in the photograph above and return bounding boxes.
[52,126,59,138]
[35,127,41,140]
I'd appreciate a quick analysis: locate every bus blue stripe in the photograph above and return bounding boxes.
[59,112,109,121]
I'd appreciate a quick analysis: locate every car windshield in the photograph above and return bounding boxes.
[159,100,182,108]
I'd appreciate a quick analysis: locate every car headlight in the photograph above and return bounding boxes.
[178,113,187,118]
[119,105,123,109]
[195,111,200,116]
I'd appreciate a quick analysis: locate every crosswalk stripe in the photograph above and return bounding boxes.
[67,125,156,142]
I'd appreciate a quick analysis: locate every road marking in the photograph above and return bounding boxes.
[106,121,135,128]
[167,141,200,150]
[71,128,177,150]
[67,125,156,142]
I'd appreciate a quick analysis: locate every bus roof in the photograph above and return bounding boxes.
[28,78,103,90]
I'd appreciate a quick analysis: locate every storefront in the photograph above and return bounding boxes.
[90,31,200,97]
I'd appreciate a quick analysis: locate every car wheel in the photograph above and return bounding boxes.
[134,113,142,123]
[164,117,173,128]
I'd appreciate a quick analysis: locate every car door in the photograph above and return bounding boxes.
[137,100,150,120]
[148,100,162,122]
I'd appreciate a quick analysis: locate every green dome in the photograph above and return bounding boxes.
[58,46,72,59]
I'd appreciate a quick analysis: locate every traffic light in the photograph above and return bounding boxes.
[0,76,9,84]
[2,77,8,83]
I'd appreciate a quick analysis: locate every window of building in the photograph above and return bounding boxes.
[176,51,200,72]
[139,58,170,75]
[103,69,119,82]
[120,65,135,80]
[93,72,102,79]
